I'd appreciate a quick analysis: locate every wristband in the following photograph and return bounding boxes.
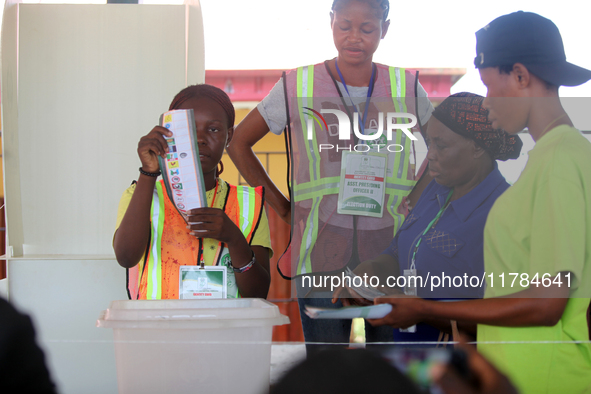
[231,252,256,274]
[139,167,161,177]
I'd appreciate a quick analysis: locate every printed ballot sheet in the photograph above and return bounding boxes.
[305,304,392,319]
[158,109,207,218]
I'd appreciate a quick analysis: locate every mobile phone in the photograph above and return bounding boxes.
[380,347,474,389]
[379,347,450,388]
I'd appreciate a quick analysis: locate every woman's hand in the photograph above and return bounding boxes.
[186,207,243,246]
[332,254,402,307]
[433,335,519,394]
[114,126,173,268]
[367,295,426,329]
[186,207,271,299]
[137,126,173,173]
[332,286,373,307]
[331,260,376,306]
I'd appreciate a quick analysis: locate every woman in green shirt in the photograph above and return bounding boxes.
[368,11,591,394]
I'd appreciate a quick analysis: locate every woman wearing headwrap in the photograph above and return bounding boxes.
[334,92,522,344]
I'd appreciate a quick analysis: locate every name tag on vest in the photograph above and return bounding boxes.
[338,151,387,218]
[179,266,227,299]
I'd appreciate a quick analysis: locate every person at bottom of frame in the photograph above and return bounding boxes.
[0,297,57,394]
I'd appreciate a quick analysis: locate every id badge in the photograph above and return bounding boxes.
[179,266,227,299]
[403,269,417,296]
[337,151,387,218]
[400,268,417,333]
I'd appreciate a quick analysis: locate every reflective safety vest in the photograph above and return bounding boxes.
[280,62,422,278]
[126,179,265,300]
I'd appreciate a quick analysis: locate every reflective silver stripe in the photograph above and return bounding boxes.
[296,181,411,198]
[240,186,251,233]
[295,182,340,196]
[302,66,319,182]
[150,188,161,300]
[394,68,407,179]
[385,183,413,192]
[398,133,407,179]
[301,196,320,276]
[299,65,319,275]
[308,129,318,181]
[395,68,404,114]
[389,195,399,221]
[302,65,308,97]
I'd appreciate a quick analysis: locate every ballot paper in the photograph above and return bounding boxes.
[304,304,392,319]
[343,267,386,301]
[158,109,207,218]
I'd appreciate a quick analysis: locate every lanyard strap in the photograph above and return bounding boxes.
[334,60,376,136]
[410,189,453,270]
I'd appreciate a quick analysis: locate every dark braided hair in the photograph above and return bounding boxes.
[169,84,235,129]
[169,84,234,177]
[331,0,389,21]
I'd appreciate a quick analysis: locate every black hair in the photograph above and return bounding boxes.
[498,64,557,91]
[270,348,422,394]
[331,0,389,21]
[169,84,234,176]
[169,84,235,128]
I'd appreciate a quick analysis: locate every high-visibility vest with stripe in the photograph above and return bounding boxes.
[127,179,265,299]
[280,62,422,278]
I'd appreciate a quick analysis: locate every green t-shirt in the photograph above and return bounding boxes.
[478,125,591,394]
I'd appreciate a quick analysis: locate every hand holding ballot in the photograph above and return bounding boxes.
[366,295,425,330]
[137,126,173,174]
[186,206,245,245]
[332,254,402,307]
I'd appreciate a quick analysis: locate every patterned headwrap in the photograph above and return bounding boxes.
[431,92,522,161]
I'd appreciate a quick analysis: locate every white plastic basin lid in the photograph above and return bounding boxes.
[97,298,290,329]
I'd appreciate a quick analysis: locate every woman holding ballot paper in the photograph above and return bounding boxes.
[114,84,272,300]
[334,92,522,344]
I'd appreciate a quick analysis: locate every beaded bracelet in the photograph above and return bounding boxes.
[139,167,161,177]
[231,252,256,274]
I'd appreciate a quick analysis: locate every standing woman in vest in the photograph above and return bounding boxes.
[114,84,272,300]
[228,0,434,353]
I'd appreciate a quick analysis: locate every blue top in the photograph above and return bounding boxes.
[383,163,510,343]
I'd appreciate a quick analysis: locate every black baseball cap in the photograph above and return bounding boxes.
[474,11,591,87]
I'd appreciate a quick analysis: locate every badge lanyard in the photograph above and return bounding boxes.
[335,59,376,137]
[197,179,220,269]
[409,189,454,271]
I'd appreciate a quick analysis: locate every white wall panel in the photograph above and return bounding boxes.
[1,2,205,392]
